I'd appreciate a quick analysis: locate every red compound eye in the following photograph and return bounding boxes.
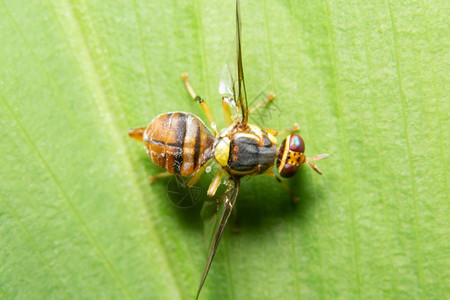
[289,134,305,153]
[279,163,298,178]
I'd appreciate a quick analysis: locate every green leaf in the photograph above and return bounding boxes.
[0,0,448,299]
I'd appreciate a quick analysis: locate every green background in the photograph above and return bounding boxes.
[0,0,448,299]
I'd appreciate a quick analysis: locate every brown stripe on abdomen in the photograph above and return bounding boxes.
[172,113,186,174]
[193,125,201,170]
[180,113,216,175]
[181,114,203,175]
[143,112,215,176]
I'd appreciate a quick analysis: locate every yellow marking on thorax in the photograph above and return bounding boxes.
[233,132,259,142]
[248,124,262,137]
[248,124,277,145]
[267,132,277,145]
[214,138,230,167]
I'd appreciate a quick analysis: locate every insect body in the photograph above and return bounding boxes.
[128,1,328,298]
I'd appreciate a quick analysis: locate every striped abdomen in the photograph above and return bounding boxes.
[143,112,215,176]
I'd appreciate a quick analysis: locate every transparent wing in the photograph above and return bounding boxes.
[218,0,248,126]
[218,62,235,98]
[166,175,205,209]
[196,179,240,299]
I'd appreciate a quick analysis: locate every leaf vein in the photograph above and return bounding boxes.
[324,0,362,298]
[1,197,70,297]
[48,0,184,298]
[386,0,424,295]
[0,91,133,299]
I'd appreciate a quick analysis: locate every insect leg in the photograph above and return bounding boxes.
[186,163,208,187]
[306,153,330,175]
[207,169,224,198]
[265,171,300,203]
[149,172,172,183]
[248,93,275,114]
[182,73,218,136]
[128,127,146,142]
[266,123,299,137]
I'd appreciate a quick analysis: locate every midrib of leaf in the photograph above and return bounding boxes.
[323,0,362,298]
[386,0,424,295]
[0,1,131,297]
[44,0,184,298]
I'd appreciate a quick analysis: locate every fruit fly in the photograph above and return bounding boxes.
[128,0,328,298]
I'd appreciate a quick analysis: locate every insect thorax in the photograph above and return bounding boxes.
[214,123,277,177]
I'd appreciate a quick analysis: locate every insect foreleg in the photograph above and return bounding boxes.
[265,171,300,204]
[266,123,299,137]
